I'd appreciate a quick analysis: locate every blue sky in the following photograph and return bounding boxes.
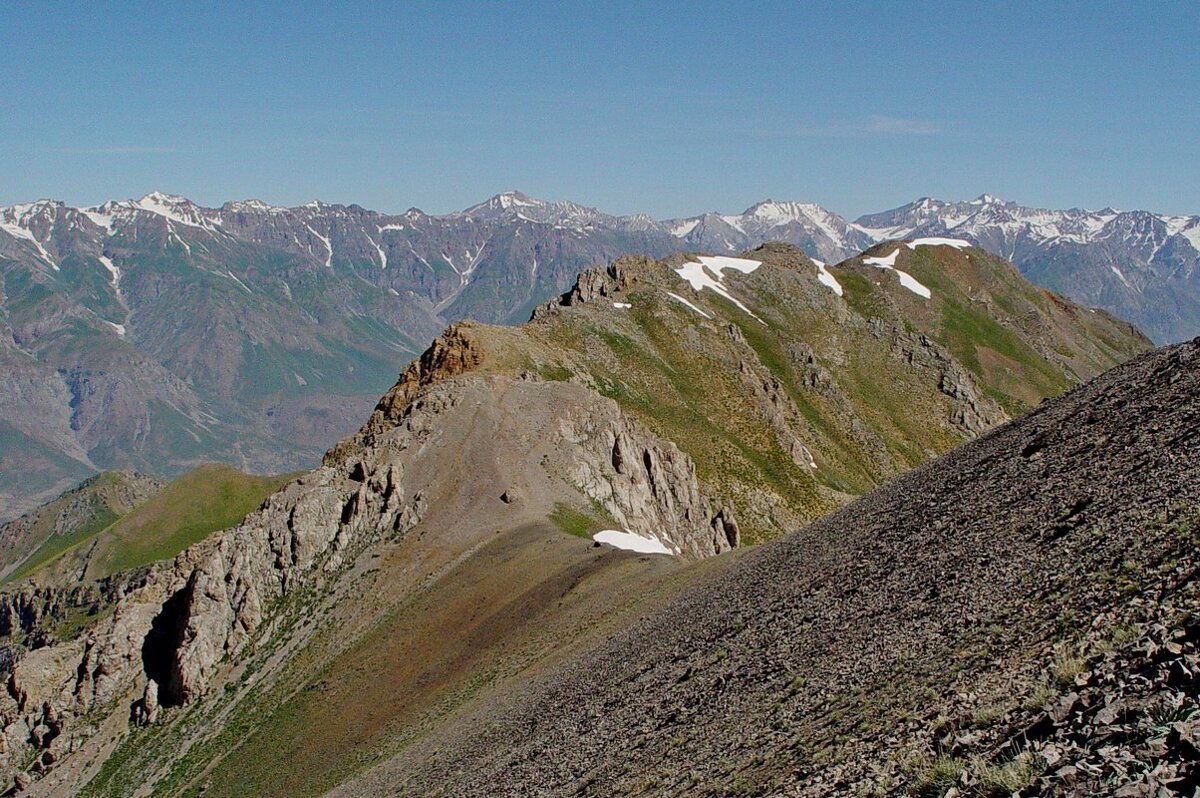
[2,1,1197,218]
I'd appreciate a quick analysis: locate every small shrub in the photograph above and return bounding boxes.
[1024,681,1057,712]
[906,753,963,797]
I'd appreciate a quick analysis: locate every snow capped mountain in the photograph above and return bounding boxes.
[2,189,1198,345]
[855,194,1200,257]
[667,199,876,264]
[462,191,613,228]
[856,195,1200,343]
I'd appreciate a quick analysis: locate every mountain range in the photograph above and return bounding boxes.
[0,241,1183,797]
[0,188,1192,518]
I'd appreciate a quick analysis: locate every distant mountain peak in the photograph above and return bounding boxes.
[138,191,192,207]
[464,191,546,215]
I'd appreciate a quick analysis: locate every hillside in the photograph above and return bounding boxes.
[0,238,1153,796]
[341,333,1200,798]
[341,239,1146,539]
[0,472,162,581]
[3,465,296,588]
[857,195,1200,344]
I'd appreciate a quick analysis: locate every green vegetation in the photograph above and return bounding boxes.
[86,464,294,578]
[11,464,293,585]
[906,750,1042,798]
[4,506,119,584]
[548,502,606,539]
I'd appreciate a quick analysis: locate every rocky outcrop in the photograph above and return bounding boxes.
[870,318,1010,435]
[530,255,650,321]
[556,388,735,558]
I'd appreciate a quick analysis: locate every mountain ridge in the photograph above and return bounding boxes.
[0,187,1179,520]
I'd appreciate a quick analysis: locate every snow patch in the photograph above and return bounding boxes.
[97,255,122,295]
[906,237,972,250]
[225,271,253,294]
[810,258,843,296]
[593,529,675,556]
[612,302,632,309]
[666,291,712,319]
[83,210,115,232]
[1178,223,1200,253]
[0,220,57,269]
[371,238,388,269]
[673,256,765,322]
[670,218,700,238]
[136,192,222,230]
[1110,265,1135,291]
[862,249,932,299]
[304,224,333,267]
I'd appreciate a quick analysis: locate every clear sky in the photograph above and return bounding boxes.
[3,1,1197,219]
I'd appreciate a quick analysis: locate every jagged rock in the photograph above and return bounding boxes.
[131,680,158,726]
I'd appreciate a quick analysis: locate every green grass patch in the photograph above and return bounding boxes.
[87,464,295,578]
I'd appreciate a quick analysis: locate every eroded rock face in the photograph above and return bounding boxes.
[871,319,1009,435]
[555,386,734,558]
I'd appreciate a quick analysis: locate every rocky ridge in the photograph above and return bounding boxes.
[1,188,1185,519]
[0,326,734,792]
[0,238,1158,794]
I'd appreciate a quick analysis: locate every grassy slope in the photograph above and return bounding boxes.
[84,464,295,579]
[12,464,293,585]
[1,472,150,583]
[427,245,1145,541]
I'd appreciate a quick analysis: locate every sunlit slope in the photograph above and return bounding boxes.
[347,241,1147,540]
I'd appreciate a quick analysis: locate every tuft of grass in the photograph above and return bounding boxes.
[1024,681,1057,712]
[906,750,1043,798]
[548,503,602,540]
[906,753,963,798]
[1052,649,1086,689]
[974,751,1043,797]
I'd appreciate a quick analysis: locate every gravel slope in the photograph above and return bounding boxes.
[335,337,1200,797]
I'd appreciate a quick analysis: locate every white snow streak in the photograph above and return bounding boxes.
[0,221,57,269]
[1110,265,1135,291]
[305,224,333,267]
[906,237,972,250]
[673,255,765,322]
[593,529,675,555]
[862,249,932,299]
[225,271,253,294]
[666,291,712,319]
[371,238,388,269]
[810,258,843,296]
